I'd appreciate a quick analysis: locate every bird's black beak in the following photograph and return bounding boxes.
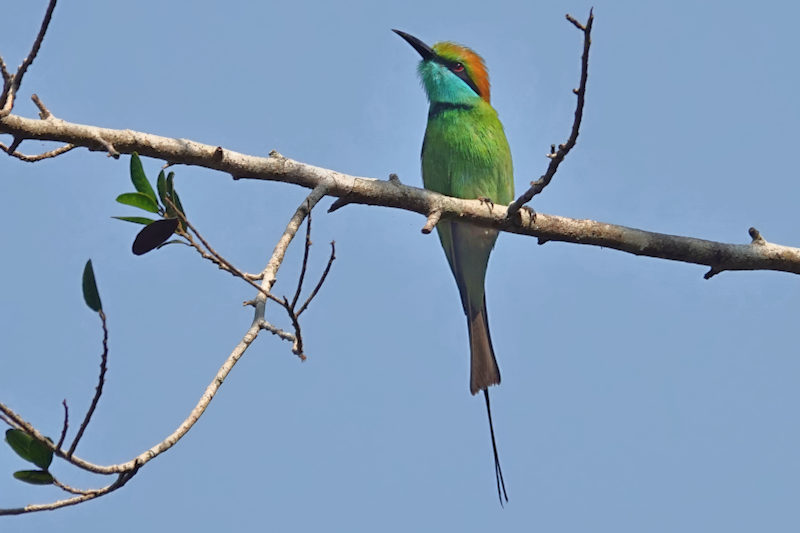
[392,29,435,61]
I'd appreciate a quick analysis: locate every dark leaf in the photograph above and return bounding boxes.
[13,470,54,485]
[129,153,157,204]
[156,170,168,207]
[5,429,54,469]
[112,216,157,225]
[132,218,179,255]
[116,192,160,214]
[82,260,102,312]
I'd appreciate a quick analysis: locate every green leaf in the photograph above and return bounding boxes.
[82,260,103,312]
[165,171,176,214]
[116,192,160,213]
[166,171,175,197]
[112,216,157,225]
[13,470,54,485]
[172,189,186,217]
[156,170,168,208]
[165,172,186,230]
[132,218,180,255]
[5,429,33,462]
[129,153,157,204]
[5,429,54,469]
[27,438,54,470]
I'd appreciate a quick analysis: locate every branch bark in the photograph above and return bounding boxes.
[2,111,798,278]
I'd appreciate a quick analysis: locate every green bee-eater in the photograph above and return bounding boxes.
[394,30,514,504]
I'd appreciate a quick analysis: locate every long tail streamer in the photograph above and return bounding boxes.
[484,389,508,506]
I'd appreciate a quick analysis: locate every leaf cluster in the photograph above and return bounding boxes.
[4,430,54,486]
[114,153,185,255]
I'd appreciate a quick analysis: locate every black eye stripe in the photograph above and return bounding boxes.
[435,57,481,96]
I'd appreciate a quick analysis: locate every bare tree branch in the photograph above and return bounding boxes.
[2,109,798,278]
[0,0,58,116]
[0,186,336,517]
[0,185,337,517]
[507,8,594,216]
[252,185,331,360]
[0,470,137,516]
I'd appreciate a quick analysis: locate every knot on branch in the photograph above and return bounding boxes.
[749,227,766,245]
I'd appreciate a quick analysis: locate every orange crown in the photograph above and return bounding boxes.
[432,42,491,103]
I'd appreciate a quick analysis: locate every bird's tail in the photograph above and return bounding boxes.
[468,297,508,505]
[468,298,500,395]
[484,389,508,506]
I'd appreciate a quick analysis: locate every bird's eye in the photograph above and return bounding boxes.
[452,62,464,72]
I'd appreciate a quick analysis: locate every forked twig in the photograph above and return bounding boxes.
[0,0,58,115]
[297,241,336,317]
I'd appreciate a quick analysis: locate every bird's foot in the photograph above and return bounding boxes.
[522,205,536,223]
[478,196,495,211]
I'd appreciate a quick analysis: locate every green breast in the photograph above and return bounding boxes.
[421,100,514,204]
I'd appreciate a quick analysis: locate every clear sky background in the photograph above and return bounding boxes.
[2,1,799,531]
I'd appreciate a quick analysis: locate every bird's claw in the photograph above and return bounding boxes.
[478,196,495,211]
[522,205,536,223]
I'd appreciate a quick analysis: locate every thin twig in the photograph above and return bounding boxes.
[0,0,58,115]
[291,208,313,310]
[297,241,336,316]
[0,318,264,488]
[67,309,108,457]
[0,141,75,161]
[0,411,16,428]
[0,469,137,516]
[7,136,22,153]
[506,8,594,216]
[56,399,69,450]
[254,185,329,318]
[258,319,296,342]
[164,195,284,306]
[252,186,330,360]
[0,57,10,84]
[283,297,306,360]
[31,93,51,119]
[52,476,100,496]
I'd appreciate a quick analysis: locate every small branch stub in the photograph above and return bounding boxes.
[749,227,766,245]
[421,210,442,234]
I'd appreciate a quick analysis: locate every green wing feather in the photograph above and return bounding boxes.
[421,99,514,393]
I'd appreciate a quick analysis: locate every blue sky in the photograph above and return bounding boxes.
[2,1,799,531]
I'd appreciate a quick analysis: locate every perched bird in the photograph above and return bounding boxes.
[393,30,514,504]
